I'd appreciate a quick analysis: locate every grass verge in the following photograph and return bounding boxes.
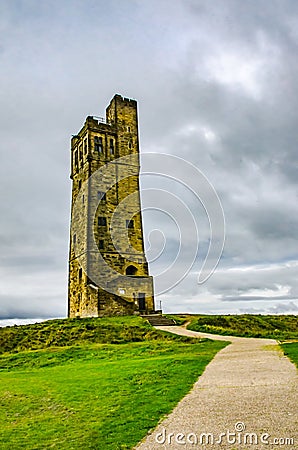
[281,342,298,368]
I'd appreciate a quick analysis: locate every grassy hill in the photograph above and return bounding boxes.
[2,314,296,449]
[182,314,298,340]
[0,316,227,449]
[0,316,178,355]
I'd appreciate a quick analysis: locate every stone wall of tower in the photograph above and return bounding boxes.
[68,95,155,318]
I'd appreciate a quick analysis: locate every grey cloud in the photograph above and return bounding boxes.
[238,301,298,315]
[267,301,298,314]
[0,294,66,319]
[0,0,298,319]
[222,295,296,302]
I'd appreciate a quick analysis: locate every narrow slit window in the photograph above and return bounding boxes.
[98,216,107,226]
[84,139,88,154]
[99,240,104,249]
[109,139,114,155]
[74,150,78,168]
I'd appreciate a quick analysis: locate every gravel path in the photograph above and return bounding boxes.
[135,326,297,450]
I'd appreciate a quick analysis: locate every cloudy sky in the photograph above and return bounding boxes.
[1,0,298,324]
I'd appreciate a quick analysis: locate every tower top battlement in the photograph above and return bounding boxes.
[109,93,137,105]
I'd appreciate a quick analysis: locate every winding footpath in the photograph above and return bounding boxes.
[135,326,297,450]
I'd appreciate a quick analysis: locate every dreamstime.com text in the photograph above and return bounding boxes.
[155,422,295,446]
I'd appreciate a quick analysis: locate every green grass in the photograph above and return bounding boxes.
[164,314,187,326]
[0,316,188,355]
[184,314,298,340]
[281,342,298,368]
[0,316,228,449]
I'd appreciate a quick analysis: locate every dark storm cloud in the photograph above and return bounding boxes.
[0,0,297,320]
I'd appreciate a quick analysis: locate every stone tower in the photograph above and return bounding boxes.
[68,94,155,318]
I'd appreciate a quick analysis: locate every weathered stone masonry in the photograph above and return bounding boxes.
[68,94,155,317]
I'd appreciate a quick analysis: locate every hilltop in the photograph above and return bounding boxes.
[183,314,298,340]
[0,315,227,449]
[0,315,193,355]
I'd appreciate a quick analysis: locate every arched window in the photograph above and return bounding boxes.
[126,265,137,276]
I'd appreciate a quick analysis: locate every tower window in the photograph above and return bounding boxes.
[98,216,107,226]
[73,234,76,244]
[99,240,104,249]
[126,265,137,276]
[127,126,131,132]
[78,180,82,189]
[74,150,78,168]
[78,268,82,279]
[98,191,106,202]
[83,139,88,154]
[79,145,83,161]
[126,219,134,229]
[109,139,114,155]
[94,136,103,153]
